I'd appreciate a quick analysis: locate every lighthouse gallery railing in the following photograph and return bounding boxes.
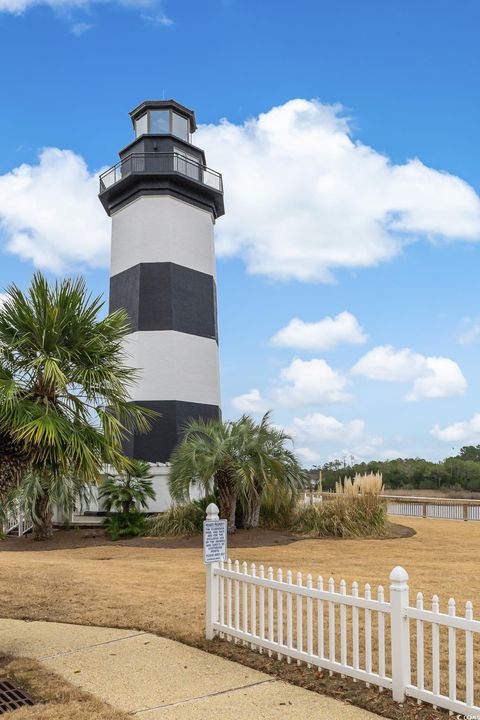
[99,152,223,194]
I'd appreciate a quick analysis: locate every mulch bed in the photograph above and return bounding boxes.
[0,522,415,552]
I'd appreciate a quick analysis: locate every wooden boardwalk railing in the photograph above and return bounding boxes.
[301,492,480,521]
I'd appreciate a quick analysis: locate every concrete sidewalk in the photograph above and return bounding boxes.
[0,618,382,719]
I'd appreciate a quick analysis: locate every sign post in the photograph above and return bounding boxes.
[204,503,227,640]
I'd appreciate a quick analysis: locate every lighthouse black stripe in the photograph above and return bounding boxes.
[122,400,221,463]
[109,262,218,340]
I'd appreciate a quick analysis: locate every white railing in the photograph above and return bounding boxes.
[205,515,480,714]
[387,497,480,521]
[2,505,32,536]
[302,491,480,521]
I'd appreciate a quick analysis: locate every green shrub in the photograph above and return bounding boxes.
[145,497,215,537]
[99,461,155,514]
[291,495,387,538]
[104,511,146,540]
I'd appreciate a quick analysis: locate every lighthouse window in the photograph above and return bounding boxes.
[172,112,189,141]
[134,113,148,137]
[150,110,169,134]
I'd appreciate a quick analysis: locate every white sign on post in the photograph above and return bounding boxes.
[203,519,227,564]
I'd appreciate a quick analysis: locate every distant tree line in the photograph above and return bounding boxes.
[305,446,480,493]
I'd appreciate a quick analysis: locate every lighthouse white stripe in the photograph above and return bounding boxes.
[123,330,221,406]
[110,195,216,278]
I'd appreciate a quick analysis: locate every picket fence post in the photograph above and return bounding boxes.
[389,566,411,702]
[205,503,220,640]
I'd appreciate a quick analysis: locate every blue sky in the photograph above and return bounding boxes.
[0,0,480,464]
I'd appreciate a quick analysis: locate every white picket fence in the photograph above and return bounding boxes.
[205,524,480,715]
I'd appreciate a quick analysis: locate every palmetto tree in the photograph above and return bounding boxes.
[168,413,304,533]
[99,460,155,515]
[0,273,153,539]
[0,430,29,506]
[236,413,305,529]
[169,417,241,532]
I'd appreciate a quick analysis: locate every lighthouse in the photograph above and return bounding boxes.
[99,100,224,462]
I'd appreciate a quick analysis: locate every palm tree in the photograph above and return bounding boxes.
[168,414,304,533]
[168,417,241,532]
[99,460,155,515]
[0,430,29,503]
[235,413,305,529]
[0,273,154,540]
[17,470,95,528]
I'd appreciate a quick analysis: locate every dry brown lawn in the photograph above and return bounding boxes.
[0,517,478,719]
[0,517,477,641]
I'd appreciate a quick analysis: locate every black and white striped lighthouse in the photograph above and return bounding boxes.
[99,100,224,462]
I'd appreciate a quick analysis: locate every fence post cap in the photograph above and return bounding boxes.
[389,565,409,584]
[206,503,219,521]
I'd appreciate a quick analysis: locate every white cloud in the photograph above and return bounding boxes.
[352,345,424,382]
[273,358,351,407]
[197,99,480,282]
[295,447,322,464]
[351,345,467,401]
[140,10,172,24]
[231,357,351,417]
[287,411,383,465]
[458,317,480,345]
[431,414,480,444]
[271,311,367,351]
[0,0,173,20]
[0,148,109,273]
[406,357,466,402]
[71,22,93,35]
[289,413,369,444]
[231,388,268,414]
[2,98,480,278]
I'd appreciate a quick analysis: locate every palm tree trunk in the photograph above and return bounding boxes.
[244,479,263,529]
[0,432,29,502]
[216,471,237,533]
[243,496,257,529]
[33,492,53,541]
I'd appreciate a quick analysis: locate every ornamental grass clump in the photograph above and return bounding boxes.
[291,493,387,538]
[145,497,215,537]
[259,492,297,530]
[335,472,384,496]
